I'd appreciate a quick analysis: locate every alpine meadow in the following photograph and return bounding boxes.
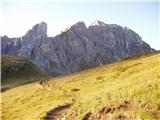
[1,1,159,120]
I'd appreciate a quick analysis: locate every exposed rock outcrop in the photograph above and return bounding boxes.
[1,21,155,76]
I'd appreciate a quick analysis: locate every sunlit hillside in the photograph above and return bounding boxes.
[1,53,160,120]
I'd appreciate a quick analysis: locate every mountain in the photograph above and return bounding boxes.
[2,53,160,120]
[1,20,155,76]
[1,55,48,91]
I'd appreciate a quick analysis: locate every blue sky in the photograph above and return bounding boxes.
[0,0,159,49]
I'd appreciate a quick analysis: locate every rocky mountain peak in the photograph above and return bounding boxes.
[33,21,47,35]
[72,21,86,28]
[69,21,87,32]
[90,20,106,26]
[63,21,87,33]
[1,20,155,76]
[25,22,47,38]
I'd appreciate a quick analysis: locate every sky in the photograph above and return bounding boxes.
[0,0,159,50]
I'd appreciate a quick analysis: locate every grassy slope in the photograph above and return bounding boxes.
[1,53,160,120]
[1,55,48,90]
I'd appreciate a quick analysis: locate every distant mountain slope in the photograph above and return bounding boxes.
[2,53,160,120]
[1,21,155,76]
[1,55,48,91]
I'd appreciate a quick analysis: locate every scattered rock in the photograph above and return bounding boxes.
[82,112,92,120]
[44,104,71,120]
[88,101,136,120]
[71,88,80,92]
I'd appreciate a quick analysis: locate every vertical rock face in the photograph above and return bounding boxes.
[1,21,155,76]
[1,36,22,55]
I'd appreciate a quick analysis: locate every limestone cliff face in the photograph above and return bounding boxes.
[1,21,155,76]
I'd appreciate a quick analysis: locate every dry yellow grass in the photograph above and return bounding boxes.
[1,53,160,120]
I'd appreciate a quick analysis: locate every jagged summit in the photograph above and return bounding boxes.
[32,21,47,36]
[1,20,154,76]
[71,21,86,28]
[25,21,47,37]
[63,21,86,32]
[69,21,87,32]
[90,20,106,26]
